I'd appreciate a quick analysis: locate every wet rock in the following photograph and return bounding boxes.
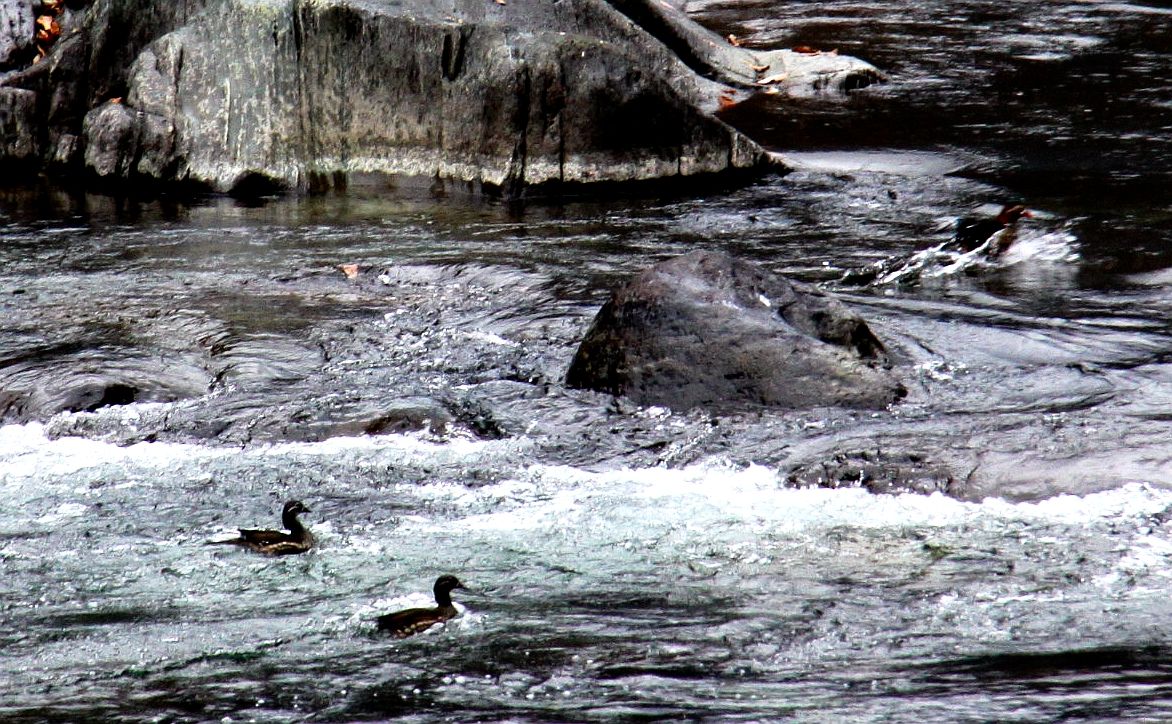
[64,382,140,413]
[81,0,210,106]
[0,0,209,171]
[76,0,776,195]
[609,0,884,96]
[82,99,177,180]
[0,86,37,163]
[566,250,905,411]
[0,0,33,69]
[254,397,456,443]
[0,357,211,424]
[784,449,956,496]
[82,102,138,178]
[1,0,886,196]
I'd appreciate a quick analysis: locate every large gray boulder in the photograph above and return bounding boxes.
[81,0,774,195]
[566,250,906,411]
[0,0,884,196]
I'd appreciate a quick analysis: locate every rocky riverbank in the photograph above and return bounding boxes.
[0,0,881,197]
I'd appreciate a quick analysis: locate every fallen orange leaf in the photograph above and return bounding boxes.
[793,45,819,54]
[34,17,60,43]
[718,94,737,110]
[109,97,123,104]
[727,34,742,47]
[749,62,769,73]
[339,264,360,279]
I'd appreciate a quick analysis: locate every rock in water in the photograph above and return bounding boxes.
[77,0,774,195]
[566,251,905,411]
[67,0,877,196]
[1,0,884,195]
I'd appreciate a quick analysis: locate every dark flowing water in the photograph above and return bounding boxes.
[3,1,1172,721]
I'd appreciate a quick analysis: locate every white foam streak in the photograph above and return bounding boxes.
[0,423,229,479]
[0,422,510,480]
[3,422,1170,536]
[455,458,1172,536]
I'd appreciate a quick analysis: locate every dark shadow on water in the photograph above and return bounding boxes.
[911,645,1172,688]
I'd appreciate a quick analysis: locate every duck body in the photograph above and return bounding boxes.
[208,500,314,556]
[377,575,467,638]
[953,204,1032,254]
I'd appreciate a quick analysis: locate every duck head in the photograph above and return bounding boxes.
[433,575,468,606]
[283,500,310,515]
[434,575,467,596]
[281,499,310,526]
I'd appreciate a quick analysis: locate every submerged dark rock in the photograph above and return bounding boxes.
[567,250,905,411]
[0,0,883,196]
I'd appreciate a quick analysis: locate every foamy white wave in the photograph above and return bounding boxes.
[874,229,1079,285]
[0,422,519,478]
[463,330,519,348]
[432,457,1172,537]
[4,422,1170,538]
[0,423,230,479]
[998,229,1080,264]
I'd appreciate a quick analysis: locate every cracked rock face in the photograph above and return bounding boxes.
[566,250,906,411]
[2,0,884,196]
[79,0,774,195]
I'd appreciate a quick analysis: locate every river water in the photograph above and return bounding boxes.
[3,1,1172,721]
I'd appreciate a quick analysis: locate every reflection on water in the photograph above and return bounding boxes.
[3,0,1172,720]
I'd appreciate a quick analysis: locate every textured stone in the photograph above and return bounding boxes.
[566,250,906,411]
[78,0,777,195]
[1,0,885,196]
[609,0,884,95]
[0,0,33,70]
[0,86,37,162]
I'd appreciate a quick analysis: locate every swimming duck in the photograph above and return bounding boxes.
[377,575,467,638]
[953,204,1032,254]
[207,500,314,555]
